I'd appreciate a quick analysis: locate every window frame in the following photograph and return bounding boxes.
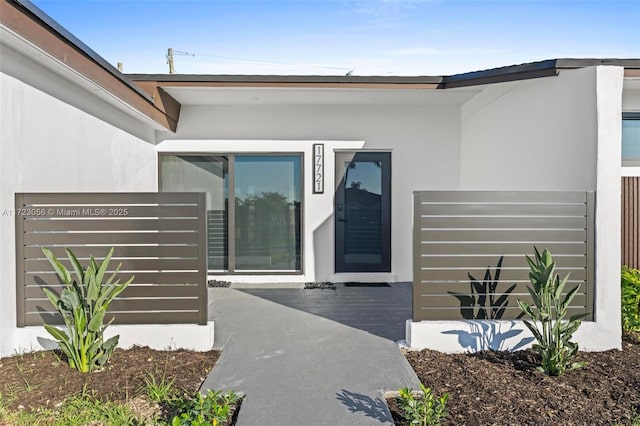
[158,152,304,275]
[623,112,640,167]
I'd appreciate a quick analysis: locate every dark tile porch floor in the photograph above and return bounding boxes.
[237,282,413,342]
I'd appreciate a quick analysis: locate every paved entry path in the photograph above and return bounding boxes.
[201,284,420,426]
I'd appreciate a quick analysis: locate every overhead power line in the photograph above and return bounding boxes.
[166,47,354,74]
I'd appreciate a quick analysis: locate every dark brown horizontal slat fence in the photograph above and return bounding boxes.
[15,192,207,327]
[413,191,595,321]
[622,177,640,269]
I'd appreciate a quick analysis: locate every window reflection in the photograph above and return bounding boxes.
[160,154,302,273]
[235,156,301,271]
[160,156,229,271]
[343,161,382,265]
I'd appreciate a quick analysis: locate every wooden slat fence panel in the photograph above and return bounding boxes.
[15,192,207,327]
[622,177,640,269]
[413,191,595,321]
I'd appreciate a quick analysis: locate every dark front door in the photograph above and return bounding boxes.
[335,151,391,273]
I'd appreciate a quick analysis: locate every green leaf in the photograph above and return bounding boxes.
[65,248,85,290]
[59,288,81,311]
[44,324,70,344]
[86,271,99,303]
[42,287,60,307]
[517,300,538,321]
[561,320,582,338]
[103,335,119,353]
[41,247,71,285]
[570,361,587,370]
[526,286,542,310]
[522,320,543,342]
[94,247,115,289]
[88,308,106,332]
[561,284,581,310]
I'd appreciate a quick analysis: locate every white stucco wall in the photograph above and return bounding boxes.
[459,68,597,190]
[408,66,624,352]
[0,65,160,356]
[158,105,461,283]
[1,38,628,356]
[622,87,640,111]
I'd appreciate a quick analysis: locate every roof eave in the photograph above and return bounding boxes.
[1,0,180,131]
[129,58,640,90]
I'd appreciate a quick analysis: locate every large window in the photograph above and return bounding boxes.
[623,113,640,166]
[160,154,302,273]
[234,156,302,271]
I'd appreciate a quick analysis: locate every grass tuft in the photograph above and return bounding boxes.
[141,369,176,403]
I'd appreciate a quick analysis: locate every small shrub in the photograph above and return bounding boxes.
[517,247,588,376]
[171,389,239,426]
[42,247,134,373]
[621,266,640,334]
[396,383,448,426]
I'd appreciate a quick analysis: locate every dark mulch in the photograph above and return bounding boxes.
[389,335,640,425]
[0,346,220,419]
[5,338,639,425]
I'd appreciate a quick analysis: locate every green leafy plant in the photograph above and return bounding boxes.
[517,247,588,376]
[171,389,240,426]
[41,247,133,373]
[396,383,448,426]
[621,266,640,334]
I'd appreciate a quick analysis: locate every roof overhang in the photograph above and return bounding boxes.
[0,0,179,131]
[157,86,483,107]
[128,58,640,103]
[4,0,639,123]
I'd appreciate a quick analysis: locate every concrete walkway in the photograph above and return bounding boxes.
[201,285,420,425]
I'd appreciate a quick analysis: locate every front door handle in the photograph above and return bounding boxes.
[336,203,346,221]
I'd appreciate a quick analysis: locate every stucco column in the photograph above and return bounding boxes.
[576,65,623,350]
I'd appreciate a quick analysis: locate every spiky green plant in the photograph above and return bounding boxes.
[41,247,133,373]
[517,247,588,376]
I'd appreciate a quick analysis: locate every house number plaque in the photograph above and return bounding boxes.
[313,144,324,194]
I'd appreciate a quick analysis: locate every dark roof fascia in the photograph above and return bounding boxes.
[129,58,640,89]
[442,59,559,88]
[555,58,640,69]
[126,74,444,85]
[443,58,640,87]
[9,0,153,102]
